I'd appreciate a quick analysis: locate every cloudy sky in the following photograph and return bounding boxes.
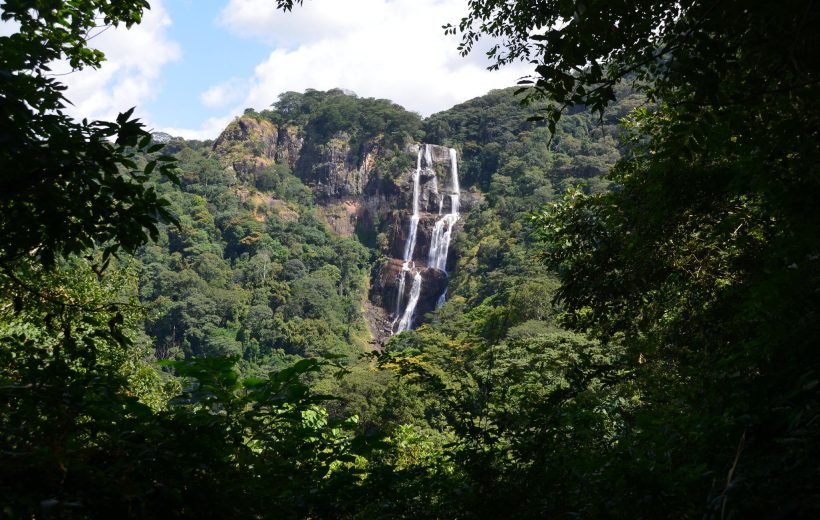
[38,0,533,139]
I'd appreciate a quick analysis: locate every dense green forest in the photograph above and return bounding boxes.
[1,1,818,518]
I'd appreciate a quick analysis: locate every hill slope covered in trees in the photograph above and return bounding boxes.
[134,86,632,379]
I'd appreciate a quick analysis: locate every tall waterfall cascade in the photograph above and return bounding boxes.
[393,144,460,333]
[393,147,422,332]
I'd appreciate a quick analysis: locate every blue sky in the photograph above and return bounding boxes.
[47,0,533,139]
[141,1,272,132]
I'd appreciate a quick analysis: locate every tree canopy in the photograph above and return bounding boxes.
[513,0,820,515]
[450,1,818,133]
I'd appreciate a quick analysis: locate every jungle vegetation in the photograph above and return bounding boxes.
[1,1,817,518]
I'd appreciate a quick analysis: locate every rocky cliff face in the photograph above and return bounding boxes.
[387,144,466,261]
[212,116,391,216]
[212,116,303,182]
[296,131,381,199]
[371,258,448,332]
[212,116,407,246]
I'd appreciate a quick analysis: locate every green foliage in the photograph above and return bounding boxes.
[137,139,372,370]
[7,0,818,516]
[418,88,632,353]
[263,88,423,151]
[1,272,374,517]
[0,4,380,517]
[523,1,820,516]
[0,1,178,268]
[0,259,174,518]
[354,324,633,518]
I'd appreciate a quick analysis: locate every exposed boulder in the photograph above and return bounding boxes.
[372,258,404,311]
[363,299,392,349]
[412,267,449,323]
[389,212,442,265]
[316,199,361,237]
[460,187,485,212]
[275,125,303,170]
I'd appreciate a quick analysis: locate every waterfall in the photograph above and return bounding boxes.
[393,268,407,323]
[428,148,461,307]
[428,148,460,272]
[396,271,422,332]
[393,144,460,332]
[393,146,424,331]
[404,146,422,261]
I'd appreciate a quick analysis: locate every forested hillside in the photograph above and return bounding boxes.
[129,86,634,427]
[138,134,373,367]
[2,1,817,518]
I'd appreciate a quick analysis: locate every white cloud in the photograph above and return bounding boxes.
[201,78,251,108]
[219,0,369,46]
[4,0,537,139]
[212,0,532,119]
[50,0,181,125]
[159,114,237,141]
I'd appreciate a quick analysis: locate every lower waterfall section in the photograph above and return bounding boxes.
[396,271,422,332]
[391,144,460,334]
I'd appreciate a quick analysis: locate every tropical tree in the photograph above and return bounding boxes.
[0,1,179,268]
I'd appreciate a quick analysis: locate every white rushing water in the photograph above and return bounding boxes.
[428,148,461,306]
[396,271,422,332]
[393,145,424,332]
[404,146,422,261]
[394,145,460,332]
